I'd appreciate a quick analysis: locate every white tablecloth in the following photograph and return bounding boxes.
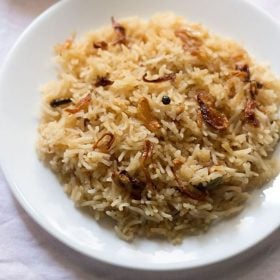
[0,1,280,279]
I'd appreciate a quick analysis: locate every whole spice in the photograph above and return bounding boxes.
[162,96,171,105]
[95,76,114,87]
[50,98,72,108]
[196,90,229,131]
[143,73,176,83]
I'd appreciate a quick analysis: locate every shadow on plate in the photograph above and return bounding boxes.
[11,191,280,280]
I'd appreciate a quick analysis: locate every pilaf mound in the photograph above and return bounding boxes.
[37,13,280,243]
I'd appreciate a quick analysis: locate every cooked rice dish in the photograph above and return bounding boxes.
[37,13,280,243]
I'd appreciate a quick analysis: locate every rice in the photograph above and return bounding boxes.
[37,13,280,243]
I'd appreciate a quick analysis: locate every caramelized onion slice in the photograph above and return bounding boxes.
[243,99,260,127]
[234,63,251,82]
[142,73,176,83]
[111,17,126,45]
[171,167,207,201]
[112,170,145,200]
[175,29,202,54]
[196,90,229,131]
[249,80,263,99]
[93,132,115,152]
[93,41,108,50]
[137,97,161,132]
[66,94,91,114]
[141,140,153,165]
[140,140,154,190]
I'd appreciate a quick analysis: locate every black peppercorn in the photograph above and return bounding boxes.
[162,96,171,105]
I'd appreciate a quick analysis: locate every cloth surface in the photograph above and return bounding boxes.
[0,1,280,279]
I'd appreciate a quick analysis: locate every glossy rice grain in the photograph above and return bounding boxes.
[37,13,280,243]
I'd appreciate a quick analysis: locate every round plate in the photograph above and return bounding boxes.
[1,0,280,271]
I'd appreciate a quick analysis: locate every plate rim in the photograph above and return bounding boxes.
[0,0,280,271]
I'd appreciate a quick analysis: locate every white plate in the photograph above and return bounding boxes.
[1,0,280,271]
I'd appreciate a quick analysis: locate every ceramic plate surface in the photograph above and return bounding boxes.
[1,0,280,271]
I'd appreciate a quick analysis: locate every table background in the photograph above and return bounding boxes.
[0,1,280,279]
